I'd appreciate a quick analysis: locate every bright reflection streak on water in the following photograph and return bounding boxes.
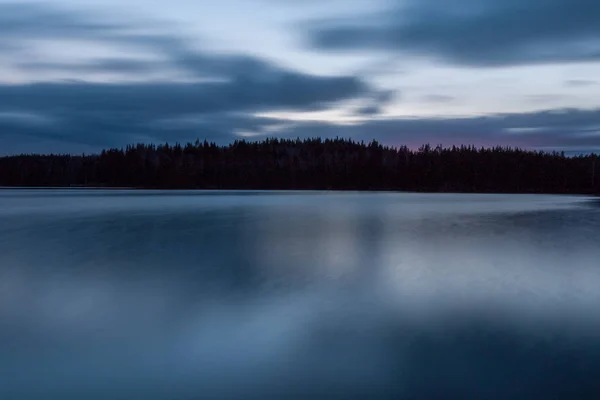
[0,190,599,399]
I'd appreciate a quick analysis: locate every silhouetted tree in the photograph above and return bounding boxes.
[0,138,598,194]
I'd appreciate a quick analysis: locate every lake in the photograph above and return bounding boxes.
[1,190,600,399]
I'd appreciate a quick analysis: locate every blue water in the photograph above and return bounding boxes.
[1,190,599,399]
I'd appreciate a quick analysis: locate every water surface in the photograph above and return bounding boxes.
[1,190,600,399]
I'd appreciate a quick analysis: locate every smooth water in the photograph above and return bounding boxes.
[1,190,600,399]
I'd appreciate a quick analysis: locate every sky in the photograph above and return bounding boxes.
[1,0,600,154]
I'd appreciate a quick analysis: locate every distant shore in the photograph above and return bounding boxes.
[1,138,598,195]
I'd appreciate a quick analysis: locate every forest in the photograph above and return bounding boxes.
[0,138,598,194]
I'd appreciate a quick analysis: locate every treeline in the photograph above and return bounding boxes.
[0,138,598,194]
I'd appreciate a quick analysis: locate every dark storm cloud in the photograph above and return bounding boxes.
[307,0,600,67]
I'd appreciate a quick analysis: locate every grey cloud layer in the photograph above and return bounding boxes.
[0,3,372,93]
[0,3,382,152]
[268,109,600,153]
[16,59,171,75]
[3,98,599,155]
[1,3,600,154]
[0,76,366,151]
[3,78,365,116]
[308,0,600,66]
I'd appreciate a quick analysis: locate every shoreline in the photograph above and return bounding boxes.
[0,186,597,196]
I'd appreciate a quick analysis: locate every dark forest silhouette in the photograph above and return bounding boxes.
[1,138,598,194]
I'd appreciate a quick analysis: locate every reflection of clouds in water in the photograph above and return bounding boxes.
[380,238,600,314]
[2,283,397,398]
[2,191,600,398]
[249,198,600,328]
[0,266,176,338]
[2,267,600,398]
[252,206,363,281]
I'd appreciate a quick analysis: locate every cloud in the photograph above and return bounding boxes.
[0,77,365,150]
[421,95,455,103]
[0,3,119,39]
[526,94,572,104]
[0,3,373,96]
[565,79,598,87]
[0,3,383,153]
[0,4,273,80]
[254,108,600,153]
[356,105,381,115]
[0,105,271,153]
[16,59,170,75]
[307,0,600,67]
[0,77,366,117]
[5,103,599,155]
[1,3,599,155]
[352,89,397,116]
